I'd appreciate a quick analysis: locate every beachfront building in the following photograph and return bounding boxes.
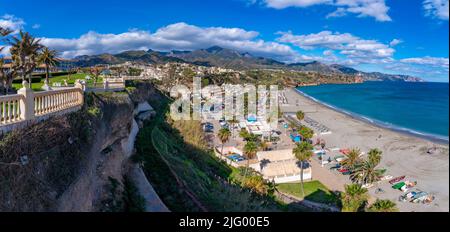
[251,149,312,184]
[239,114,275,139]
[215,145,312,184]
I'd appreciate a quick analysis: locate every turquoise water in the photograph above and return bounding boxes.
[297,82,449,141]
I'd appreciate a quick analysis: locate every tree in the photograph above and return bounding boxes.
[296,110,305,121]
[350,159,386,185]
[243,141,258,179]
[8,31,43,86]
[0,27,13,94]
[367,199,398,212]
[227,117,239,140]
[298,125,314,140]
[182,67,196,81]
[242,172,268,195]
[341,148,362,170]
[293,141,313,198]
[260,141,269,151]
[0,59,6,93]
[349,147,385,185]
[38,47,59,89]
[111,66,126,78]
[239,128,250,140]
[368,148,382,166]
[89,66,103,87]
[218,128,231,158]
[341,184,368,212]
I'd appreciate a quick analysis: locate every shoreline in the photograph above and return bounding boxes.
[293,88,449,145]
[282,87,449,212]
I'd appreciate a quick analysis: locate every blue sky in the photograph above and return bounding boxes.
[1,0,449,82]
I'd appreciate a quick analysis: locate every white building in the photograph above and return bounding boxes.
[250,149,312,184]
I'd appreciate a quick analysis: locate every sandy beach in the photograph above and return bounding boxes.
[281,87,449,212]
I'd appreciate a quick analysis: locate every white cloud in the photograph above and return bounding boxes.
[0,14,25,33]
[0,45,11,56]
[326,8,348,18]
[264,0,331,8]
[385,57,449,81]
[423,0,449,20]
[32,24,41,29]
[253,0,391,21]
[400,56,449,69]
[389,39,402,46]
[40,22,297,61]
[277,30,395,65]
[323,49,334,56]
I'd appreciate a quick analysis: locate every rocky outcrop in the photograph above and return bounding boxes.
[0,81,168,212]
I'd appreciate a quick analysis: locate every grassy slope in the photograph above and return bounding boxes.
[277,181,340,205]
[133,92,300,212]
[12,73,103,91]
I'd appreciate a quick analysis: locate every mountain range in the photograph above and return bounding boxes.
[72,46,424,82]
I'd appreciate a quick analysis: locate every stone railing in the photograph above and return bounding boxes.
[0,94,23,125]
[0,81,84,134]
[34,88,84,116]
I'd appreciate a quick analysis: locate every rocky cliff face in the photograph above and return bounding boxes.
[0,82,167,212]
[56,92,135,211]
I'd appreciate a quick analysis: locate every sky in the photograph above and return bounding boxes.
[0,0,449,82]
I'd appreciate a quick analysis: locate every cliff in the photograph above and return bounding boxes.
[0,83,167,212]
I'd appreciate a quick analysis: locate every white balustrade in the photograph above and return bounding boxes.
[34,88,83,116]
[0,80,84,132]
[0,94,23,125]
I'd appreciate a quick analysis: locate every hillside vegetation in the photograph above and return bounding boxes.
[133,90,306,212]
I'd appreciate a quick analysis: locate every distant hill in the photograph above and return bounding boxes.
[71,46,424,82]
[73,50,184,67]
[288,61,341,73]
[166,46,285,69]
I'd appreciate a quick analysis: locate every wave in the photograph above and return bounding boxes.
[294,88,450,144]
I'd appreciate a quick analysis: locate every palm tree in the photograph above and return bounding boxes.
[341,184,369,212]
[0,59,6,93]
[243,141,258,179]
[218,128,231,158]
[293,141,313,198]
[367,199,398,212]
[296,110,305,121]
[227,117,239,140]
[39,47,59,90]
[0,27,12,94]
[341,148,362,170]
[350,160,386,185]
[298,125,314,140]
[260,141,269,151]
[8,31,43,86]
[368,148,382,166]
[0,26,12,50]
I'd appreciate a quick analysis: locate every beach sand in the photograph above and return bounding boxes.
[281,87,449,212]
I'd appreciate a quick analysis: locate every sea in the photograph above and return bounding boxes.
[296,81,449,143]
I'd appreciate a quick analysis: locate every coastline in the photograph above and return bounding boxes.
[293,88,449,145]
[282,87,449,212]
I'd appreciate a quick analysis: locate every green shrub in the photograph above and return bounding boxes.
[87,106,102,118]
